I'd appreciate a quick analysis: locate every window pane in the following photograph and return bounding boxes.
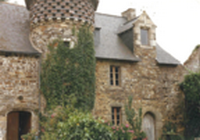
[116,80,119,86]
[110,73,113,78]
[111,80,113,85]
[110,66,113,72]
[116,73,118,79]
[141,29,149,45]
[117,114,120,120]
[115,67,118,72]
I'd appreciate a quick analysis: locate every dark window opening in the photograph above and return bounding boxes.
[110,66,120,86]
[64,41,70,48]
[7,111,31,140]
[141,28,149,45]
[112,107,121,125]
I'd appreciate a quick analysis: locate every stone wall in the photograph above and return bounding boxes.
[184,46,200,72]
[30,20,94,59]
[94,59,185,139]
[0,53,45,140]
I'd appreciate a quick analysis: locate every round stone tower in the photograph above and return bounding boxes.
[25,0,99,55]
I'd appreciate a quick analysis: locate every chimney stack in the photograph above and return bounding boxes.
[122,8,136,21]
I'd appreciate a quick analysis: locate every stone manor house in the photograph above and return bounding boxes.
[0,0,189,140]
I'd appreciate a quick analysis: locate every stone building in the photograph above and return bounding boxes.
[0,0,185,140]
[184,45,200,72]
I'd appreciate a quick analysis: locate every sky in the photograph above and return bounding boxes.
[8,0,200,64]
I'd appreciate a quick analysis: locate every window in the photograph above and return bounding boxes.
[112,107,121,125]
[110,66,120,86]
[141,28,149,45]
[94,27,101,47]
[64,41,70,48]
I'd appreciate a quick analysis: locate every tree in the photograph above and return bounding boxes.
[180,72,200,139]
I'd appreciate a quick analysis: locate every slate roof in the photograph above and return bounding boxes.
[94,13,140,62]
[156,44,181,65]
[0,3,181,65]
[94,13,180,65]
[0,2,39,54]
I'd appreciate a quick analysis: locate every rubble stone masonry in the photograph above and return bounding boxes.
[0,54,45,139]
[94,59,185,139]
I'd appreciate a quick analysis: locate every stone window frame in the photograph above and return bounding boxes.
[111,106,122,126]
[110,65,121,86]
[134,23,156,49]
[63,38,74,49]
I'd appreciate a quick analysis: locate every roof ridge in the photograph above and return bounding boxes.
[0,1,26,8]
[95,12,124,18]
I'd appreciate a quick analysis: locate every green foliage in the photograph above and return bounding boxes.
[163,122,177,134]
[40,106,113,140]
[41,25,96,111]
[194,44,200,51]
[21,131,37,140]
[180,72,200,138]
[161,122,184,140]
[125,96,146,139]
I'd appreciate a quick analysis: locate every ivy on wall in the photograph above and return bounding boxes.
[41,25,96,111]
[180,72,200,138]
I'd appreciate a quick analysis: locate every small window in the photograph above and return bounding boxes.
[64,41,70,48]
[94,27,100,47]
[141,28,149,45]
[112,107,121,125]
[110,66,120,86]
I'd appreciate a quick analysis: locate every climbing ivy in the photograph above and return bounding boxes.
[180,72,200,138]
[41,25,96,111]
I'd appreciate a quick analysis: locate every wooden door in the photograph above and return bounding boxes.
[142,113,155,140]
[7,111,31,140]
[7,112,19,140]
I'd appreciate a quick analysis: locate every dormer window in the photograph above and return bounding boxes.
[141,28,149,45]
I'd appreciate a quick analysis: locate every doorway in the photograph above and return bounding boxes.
[142,113,155,140]
[7,111,31,140]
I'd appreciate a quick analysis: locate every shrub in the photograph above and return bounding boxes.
[40,106,113,140]
[110,124,133,140]
[180,72,200,138]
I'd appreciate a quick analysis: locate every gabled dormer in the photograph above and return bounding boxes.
[118,9,157,54]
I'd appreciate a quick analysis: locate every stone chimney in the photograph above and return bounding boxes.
[122,8,136,21]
